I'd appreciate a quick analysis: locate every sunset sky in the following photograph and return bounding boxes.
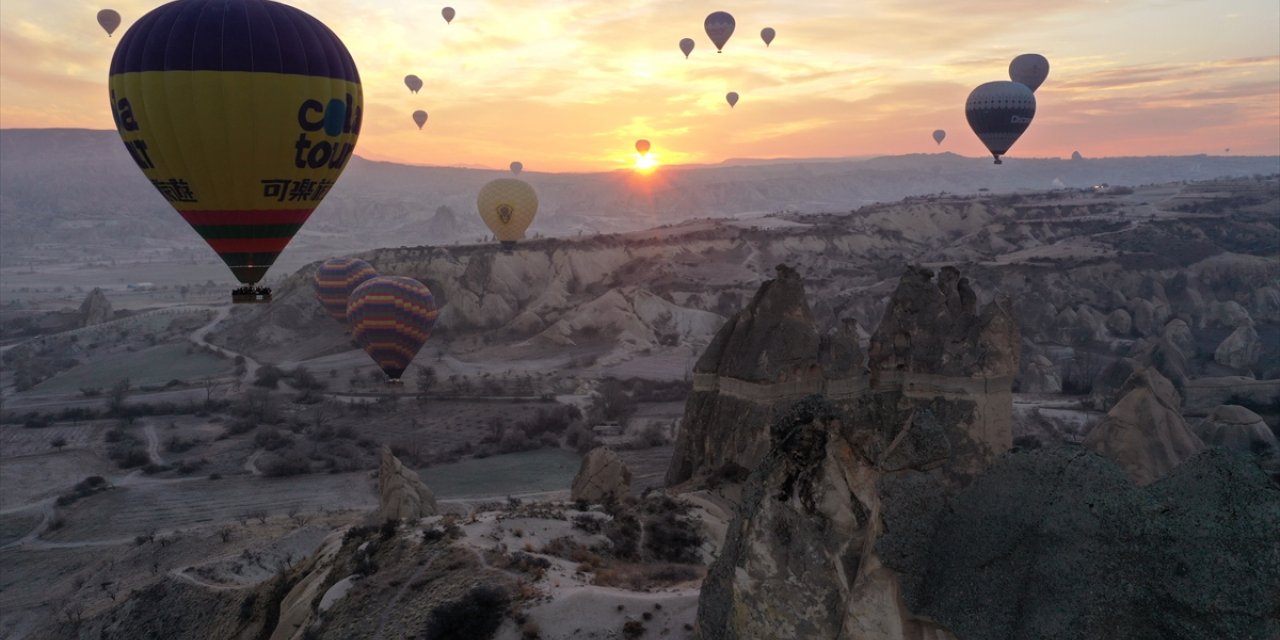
[1,0,1277,172]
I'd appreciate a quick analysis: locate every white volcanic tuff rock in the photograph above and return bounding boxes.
[1018,342,1062,393]
[1084,368,1205,485]
[571,447,632,503]
[1204,300,1254,330]
[1106,309,1133,336]
[78,287,112,327]
[377,447,437,521]
[1162,319,1197,361]
[1127,298,1159,337]
[1253,286,1280,322]
[1214,325,1262,370]
[528,288,722,350]
[1194,405,1278,454]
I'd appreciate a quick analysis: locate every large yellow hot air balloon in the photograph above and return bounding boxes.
[477,178,538,249]
[108,0,362,303]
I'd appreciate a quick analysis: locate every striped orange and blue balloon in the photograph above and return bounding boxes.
[347,276,439,381]
[108,0,362,286]
[313,257,378,324]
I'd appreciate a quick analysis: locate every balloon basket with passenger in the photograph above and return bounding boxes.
[231,286,272,304]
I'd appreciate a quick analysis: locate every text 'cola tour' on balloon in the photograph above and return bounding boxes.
[107,0,362,303]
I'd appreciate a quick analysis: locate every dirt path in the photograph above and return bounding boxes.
[144,421,165,466]
[169,567,246,592]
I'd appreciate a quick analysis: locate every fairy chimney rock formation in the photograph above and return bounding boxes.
[377,447,438,520]
[665,264,864,487]
[570,447,632,503]
[1083,368,1204,485]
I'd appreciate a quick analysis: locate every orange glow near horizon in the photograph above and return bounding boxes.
[634,154,659,173]
[1,0,1277,172]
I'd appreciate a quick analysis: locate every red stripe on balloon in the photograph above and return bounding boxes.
[178,209,314,226]
[204,238,293,253]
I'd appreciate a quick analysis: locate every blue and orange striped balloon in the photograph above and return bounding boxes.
[108,0,362,287]
[313,257,378,324]
[347,276,439,381]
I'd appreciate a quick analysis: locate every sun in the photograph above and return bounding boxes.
[634,154,659,173]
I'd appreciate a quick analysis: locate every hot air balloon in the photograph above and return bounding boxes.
[413,110,428,129]
[404,75,423,94]
[313,257,378,325]
[932,129,946,145]
[442,7,455,23]
[965,81,1036,165]
[1071,150,1083,161]
[760,27,775,46]
[348,276,438,383]
[704,11,735,52]
[679,38,695,59]
[108,0,362,303]
[635,139,651,155]
[510,161,523,175]
[1008,53,1049,92]
[477,178,538,250]
[726,92,739,108]
[97,9,121,37]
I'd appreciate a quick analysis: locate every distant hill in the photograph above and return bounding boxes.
[2,128,1276,268]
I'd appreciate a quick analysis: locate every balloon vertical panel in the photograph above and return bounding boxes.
[107,0,363,285]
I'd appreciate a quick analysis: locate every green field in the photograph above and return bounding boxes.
[31,343,233,393]
[420,448,582,499]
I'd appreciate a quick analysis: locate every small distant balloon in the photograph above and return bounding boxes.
[97,9,121,36]
[412,110,428,129]
[635,139,651,155]
[679,37,695,59]
[1009,53,1050,92]
[404,75,423,94]
[932,129,946,145]
[314,258,378,325]
[442,7,455,23]
[1224,148,1230,153]
[1071,150,1083,160]
[477,178,539,248]
[510,161,523,175]
[704,11,735,52]
[965,81,1036,165]
[726,92,739,108]
[760,27,775,47]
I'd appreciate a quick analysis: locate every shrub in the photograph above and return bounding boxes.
[423,585,510,640]
[643,512,702,564]
[111,447,150,469]
[260,452,310,477]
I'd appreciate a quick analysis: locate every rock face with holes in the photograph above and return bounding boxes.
[78,287,113,327]
[570,447,632,503]
[665,264,864,488]
[377,446,438,521]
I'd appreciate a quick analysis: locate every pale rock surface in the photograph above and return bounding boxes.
[1214,325,1262,370]
[377,446,437,521]
[570,447,632,503]
[1194,405,1278,454]
[1162,319,1196,361]
[78,287,113,327]
[1084,369,1204,485]
[1106,308,1133,336]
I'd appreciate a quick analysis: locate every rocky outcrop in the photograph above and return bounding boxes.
[1017,341,1062,393]
[1106,308,1132,336]
[377,447,437,521]
[570,447,632,503]
[881,446,1280,640]
[697,397,958,640]
[1194,405,1278,454]
[1084,369,1204,485]
[78,287,113,327]
[1162,319,1196,361]
[1214,325,1262,370]
[665,265,864,487]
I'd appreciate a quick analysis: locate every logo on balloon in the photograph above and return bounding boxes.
[294,94,363,170]
[1010,115,1033,124]
[497,204,514,224]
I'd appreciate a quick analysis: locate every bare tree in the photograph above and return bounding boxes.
[217,525,235,543]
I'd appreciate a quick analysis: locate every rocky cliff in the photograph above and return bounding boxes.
[377,446,438,521]
[1084,368,1205,485]
[665,264,863,487]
